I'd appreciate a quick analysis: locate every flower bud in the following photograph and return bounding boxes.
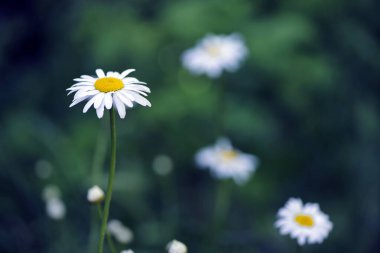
[167,240,187,253]
[87,185,105,203]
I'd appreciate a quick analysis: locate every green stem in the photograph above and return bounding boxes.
[97,109,117,253]
[296,244,303,253]
[97,204,117,253]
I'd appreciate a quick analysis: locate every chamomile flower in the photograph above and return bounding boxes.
[167,240,187,253]
[108,219,134,244]
[67,69,151,119]
[182,34,248,78]
[275,198,333,245]
[195,138,258,184]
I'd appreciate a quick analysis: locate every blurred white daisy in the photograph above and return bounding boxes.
[195,138,258,184]
[152,154,173,176]
[35,160,53,179]
[108,219,134,244]
[167,239,187,253]
[46,197,66,220]
[275,198,333,245]
[182,34,248,78]
[67,69,151,118]
[87,185,105,203]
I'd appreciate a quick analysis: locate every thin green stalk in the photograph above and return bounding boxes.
[97,204,117,253]
[97,109,117,253]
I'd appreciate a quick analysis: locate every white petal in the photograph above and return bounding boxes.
[70,82,94,87]
[83,95,100,113]
[67,86,94,95]
[125,84,150,93]
[96,100,105,118]
[113,94,126,118]
[80,75,96,79]
[69,96,90,107]
[73,78,95,82]
[128,91,151,107]
[107,71,118,77]
[123,88,148,96]
[74,89,98,100]
[119,90,136,101]
[96,69,105,78]
[93,93,105,109]
[116,92,134,108]
[123,77,145,84]
[104,93,113,109]
[119,69,136,79]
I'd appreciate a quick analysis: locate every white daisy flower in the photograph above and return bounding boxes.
[275,198,333,245]
[87,185,105,203]
[67,68,151,119]
[181,33,248,78]
[108,219,134,244]
[166,239,187,253]
[195,138,258,184]
[46,197,66,220]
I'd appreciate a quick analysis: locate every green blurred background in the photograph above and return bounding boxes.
[1,0,379,252]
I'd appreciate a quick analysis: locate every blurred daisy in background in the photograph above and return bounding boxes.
[152,154,173,176]
[275,198,333,245]
[67,69,151,119]
[195,138,259,184]
[181,34,248,78]
[167,239,187,253]
[35,160,53,179]
[46,197,66,220]
[108,219,134,244]
[42,184,66,220]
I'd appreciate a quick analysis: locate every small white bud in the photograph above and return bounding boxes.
[87,185,105,203]
[120,250,134,253]
[167,240,187,253]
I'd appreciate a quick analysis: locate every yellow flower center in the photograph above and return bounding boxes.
[206,45,221,57]
[294,214,314,227]
[94,77,124,93]
[221,150,238,160]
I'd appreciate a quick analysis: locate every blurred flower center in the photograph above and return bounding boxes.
[221,150,238,160]
[205,45,221,57]
[95,77,124,92]
[294,214,314,227]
